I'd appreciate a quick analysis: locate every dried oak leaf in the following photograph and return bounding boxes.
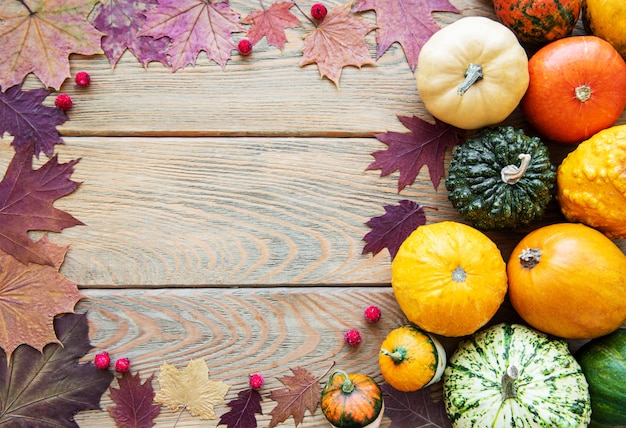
[219,388,263,428]
[363,199,429,259]
[352,0,459,70]
[300,3,376,86]
[366,116,463,191]
[0,144,83,266]
[268,367,321,428]
[0,235,84,358]
[381,382,452,428]
[137,0,245,71]
[154,358,230,420]
[0,312,115,427]
[109,372,161,428]
[89,0,170,69]
[0,84,67,158]
[241,1,300,49]
[0,0,103,90]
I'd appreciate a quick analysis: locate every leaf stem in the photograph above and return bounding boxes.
[18,0,34,14]
[258,0,266,10]
[293,1,318,27]
[172,406,185,428]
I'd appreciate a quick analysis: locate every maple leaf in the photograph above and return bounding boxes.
[381,383,452,428]
[0,84,67,158]
[241,1,300,49]
[0,0,103,90]
[138,0,245,71]
[90,0,170,69]
[268,367,321,428]
[154,358,230,420]
[366,116,463,191]
[362,199,429,259]
[352,0,459,70]
[109,372,161,428]
[0,235,84,358]
[219,388,263,428]
[300,3,376,86]
[0,312,115,426]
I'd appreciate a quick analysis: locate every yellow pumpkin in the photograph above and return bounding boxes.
[557,124,626,239]
[416,16,529,130]
[583,0,626,59]
[379,325,446,392]
[507,223,626,339]
[391,221,508,337]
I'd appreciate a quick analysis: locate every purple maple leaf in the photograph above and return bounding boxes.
[90,0,170,68]
[363,200,430,259]
[109,372,160,428]
[219,388,263,428]
[367,116,463,191]
[382,382,452,428]
[0,85,67,158]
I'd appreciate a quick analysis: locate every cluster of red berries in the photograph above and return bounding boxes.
[54,71,91,111]
[94,351,131,374]
[344,305,382,347]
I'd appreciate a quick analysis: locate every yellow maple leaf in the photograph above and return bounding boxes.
[154,358,230,420]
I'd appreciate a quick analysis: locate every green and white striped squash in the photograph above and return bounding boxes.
[443,323,591,427]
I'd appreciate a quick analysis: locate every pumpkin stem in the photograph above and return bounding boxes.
[380,347,407,365]
[502,365,519,400]
[519,248,541,269]
[575,84,592,103]
[329,370,355,394]
[501,153,531,185]
[457,63,483,96]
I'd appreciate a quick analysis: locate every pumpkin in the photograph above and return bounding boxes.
[378,325,446,392]
[320,370,384,428]
[521,35,626,144]
[445,126,556,230]
[583,0,626,59]
[557,124,626,239]
[493,0,581,46]
[391,221,507,337]
[443,323,591,428]
[416,16,529,130]
[576,328,626,426]
[507,223,626,339]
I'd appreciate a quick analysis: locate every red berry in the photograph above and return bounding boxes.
[311,3,327,20]
[114,357,131,373]
[74,71,91,87]
[364,305,381,323]
[94,351,110,370]
[344,329,361,347]
[238,39,253,55]
[249,373,264,390]
[54,93,72,111]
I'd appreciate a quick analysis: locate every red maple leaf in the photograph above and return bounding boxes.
[300,3,376,86]
[138,0,245,71]
[362,200,430,259]
[241,2,300,49]
[0,145,83,266]
[268,367,321,427]
[0,85,67,158]
[219,388,263,428]
[366,116,463,191]
[109,372,161,428]
[353,0,459,70]
[90,0,170,68]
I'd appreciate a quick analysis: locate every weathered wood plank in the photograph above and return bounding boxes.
[72,286,520,427]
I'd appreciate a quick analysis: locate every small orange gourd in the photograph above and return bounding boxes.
[507,223,626,339]
[379,325,446,392]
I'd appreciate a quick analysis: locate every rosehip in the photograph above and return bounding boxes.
[364,305,381,323]
[249,373,264,390]
[114,357,131,373]
[74,71,91,87]
[311,3,328,20]
[344,329,362,346]
[238,39,253,55]
[94,351,110,370]
[54,93,73,111]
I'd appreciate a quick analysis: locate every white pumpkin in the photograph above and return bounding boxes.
[443,323,591,427]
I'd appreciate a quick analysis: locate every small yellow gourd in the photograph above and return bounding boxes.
[416,16,529,130]
[557,124,626,239]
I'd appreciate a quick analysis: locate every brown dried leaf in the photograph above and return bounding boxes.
[268,367,321,427]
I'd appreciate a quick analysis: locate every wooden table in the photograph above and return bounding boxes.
[7,0,625,426]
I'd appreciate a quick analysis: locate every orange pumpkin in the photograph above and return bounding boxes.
[521,36,626,144]
[507,223,626,339]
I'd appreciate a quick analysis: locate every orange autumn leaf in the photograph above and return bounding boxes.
[300,3,376,86]
[0,236,84,359]
[0,0,103,91]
